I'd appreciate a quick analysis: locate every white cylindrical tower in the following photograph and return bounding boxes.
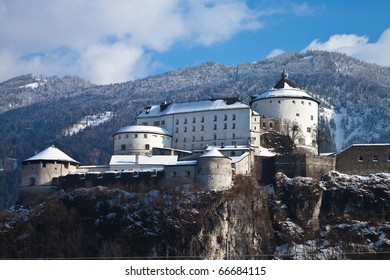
[196,149,232,190]
[21,146,80,187]
[251,71,319,154]
[113,125,172,155]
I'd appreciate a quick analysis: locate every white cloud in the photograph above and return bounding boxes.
[0,0,263,84]
[303,28,390,67]
[266,48,285,58]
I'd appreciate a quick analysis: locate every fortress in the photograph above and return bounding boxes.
[20,71,390,198]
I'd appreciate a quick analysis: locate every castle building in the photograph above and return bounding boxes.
[135,98,261,152]
[251,71,319,154]
[113,125,172,155]
[21,145,79,187]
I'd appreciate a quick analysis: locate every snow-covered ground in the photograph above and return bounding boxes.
[18,78,47,89]
[62,111,114,136]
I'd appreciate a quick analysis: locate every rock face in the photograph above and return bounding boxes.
[1,172,390,259]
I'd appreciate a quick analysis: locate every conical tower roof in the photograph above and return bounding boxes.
[23,145,79,164]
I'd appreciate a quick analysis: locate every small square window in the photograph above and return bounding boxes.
[373,155,378,162]
[358,155,364,162]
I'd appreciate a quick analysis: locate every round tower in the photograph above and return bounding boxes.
[21,145,80,187]
[196,149,232,190]
[251,70,319,154]
[113,125,172,155]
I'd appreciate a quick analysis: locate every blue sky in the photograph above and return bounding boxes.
[0,0,389,84]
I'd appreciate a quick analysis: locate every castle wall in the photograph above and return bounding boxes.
[274,154,335,179]
[336,144,390,175]
[252,97,318,149]
[113,131,172,155]
[196,157,232,190]
[164,164,196,184]
[21,161,78,187]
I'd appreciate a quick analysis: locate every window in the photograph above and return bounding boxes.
[141,122,148,126]
[278,100,281,104]
[175,127,178,133]
[213,124,217,130]
[307,127,311,133]
[193,117,196,123]
[144,134,147,138]
[224,114,227,121]
[42,163,46,168]
[192,136,195,142]
[192,126,195,132]
[186,171,191,177]
[134,134,138,138]
[172,171,177,177]
[201,125,204,131]
[161,120,165,125]
[214,115,217,121]
[184,138,186,143]
[184,127,187,132]
[118,135,121,139]
[292,100,296,104]
[121,144,126,150]
[309,102,312,105]
[358,155,364,162]
[388,155,390,162]
[184,118,187,124]
[224,123,227,129]
[175,138,178,143]
[29,177,35,186]
[269,100,272,103]
[154,121,160,126]
[262,122,266,129]
[293,125,299,131]
[213,134,217,140]
[231,151,236,156]
[232,114,236,120]
[201,136,204,141]
[145,144,150,150]
[301,101,304,105]
[232,123,235,129]
[296,113,300,117]
[125,134,129,138]
[311,115,314,121]
[201,116,204,122]
[373,155,378,162]
[269,123,273,129]
[175,119,179,125]
[232,133,236,139]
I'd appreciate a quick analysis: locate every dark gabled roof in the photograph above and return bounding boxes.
[273,70,298,89]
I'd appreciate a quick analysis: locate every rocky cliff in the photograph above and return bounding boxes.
[0,172,389,259]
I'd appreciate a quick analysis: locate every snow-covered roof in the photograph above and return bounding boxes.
[109,155,178,166]
[137,98,250,118]
[230,152,250,164]
[199,149,227,158]
[23,146,79,164]
[115,125,171,136]
[251,71,319,104]
[338,143,390,154]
